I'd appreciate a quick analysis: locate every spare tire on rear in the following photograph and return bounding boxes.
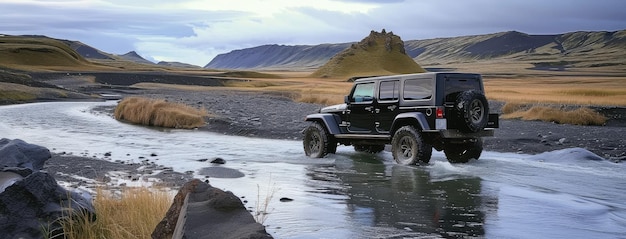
[455,90,489,133]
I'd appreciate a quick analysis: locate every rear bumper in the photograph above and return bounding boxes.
[425,128,496,138]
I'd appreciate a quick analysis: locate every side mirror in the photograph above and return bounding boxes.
[344,95,350,103]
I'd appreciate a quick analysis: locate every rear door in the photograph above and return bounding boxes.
[374,79,400,133]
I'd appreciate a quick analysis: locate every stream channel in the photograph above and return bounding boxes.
[1,101,625,238]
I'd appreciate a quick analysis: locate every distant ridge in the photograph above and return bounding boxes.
[119,51,154,65]
[205,29,626,71]
[311,30,425,78]
[157,61,201,68]
[205,43,351,70]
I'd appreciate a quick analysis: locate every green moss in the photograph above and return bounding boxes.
[0,90,37,101]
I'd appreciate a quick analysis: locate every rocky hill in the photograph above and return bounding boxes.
[205,29,626,71]
[311,30,425,78]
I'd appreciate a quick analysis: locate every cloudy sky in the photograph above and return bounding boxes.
[2,0,625,66]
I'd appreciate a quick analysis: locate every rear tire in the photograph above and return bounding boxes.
[391,126,432,165]
[303,122,334,158]
[444,138,483,163]
[354,144,385,154]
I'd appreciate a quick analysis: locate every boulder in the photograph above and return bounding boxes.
[0,138,95,239]
[0,138,50,170]
[152,179,272,239]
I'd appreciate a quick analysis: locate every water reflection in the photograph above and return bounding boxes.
[307,153,486,237]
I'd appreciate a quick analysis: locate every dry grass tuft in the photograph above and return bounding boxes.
[296,92,343,105]
[114,97,208,129]
[51,187,172,239]
[502,105,607,126]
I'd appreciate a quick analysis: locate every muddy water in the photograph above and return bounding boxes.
[1,102,625,238]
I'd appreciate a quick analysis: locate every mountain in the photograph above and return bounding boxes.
[119,51,154,65]
[311,30,425,78]
[157,61,201,68]
[205,43,352,70]
[59,39,114,60]
[404,30,626,67]
[205,30,626,71]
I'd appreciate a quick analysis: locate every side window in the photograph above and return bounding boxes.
[379,80,399,101]
[351,82,375,102]
[404,79,432,100]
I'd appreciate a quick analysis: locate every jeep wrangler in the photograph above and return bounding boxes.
[302,72,499,164]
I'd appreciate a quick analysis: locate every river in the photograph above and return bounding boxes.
[1,101,625,238]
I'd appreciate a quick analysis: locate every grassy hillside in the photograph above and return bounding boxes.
[311,30,425,78]
[0,35,93,69]
[405,30,626,73]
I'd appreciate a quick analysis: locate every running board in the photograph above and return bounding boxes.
[334,134,391,140]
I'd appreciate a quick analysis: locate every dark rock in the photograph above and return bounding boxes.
[152,179,202,239]
[104,152,112,157]
[0,138,51,171]
[210,157,226,164]
[0,139,96,239]
[197,158,209,162]
[152,179,272,239]
[279,197,294,202]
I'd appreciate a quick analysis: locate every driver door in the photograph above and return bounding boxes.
[346,82,375,133]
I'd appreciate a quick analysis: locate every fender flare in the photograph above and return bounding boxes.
[391,112,431,133]
[305,113,342,135]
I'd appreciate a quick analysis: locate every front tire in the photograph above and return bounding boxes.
[391,126,432,165]
[303,122,334,158]
[444,138,483,163]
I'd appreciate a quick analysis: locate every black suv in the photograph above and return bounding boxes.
[303,72,499,164]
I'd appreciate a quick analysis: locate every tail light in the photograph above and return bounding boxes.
[436,106,444,118]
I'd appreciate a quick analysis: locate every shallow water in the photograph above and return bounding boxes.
[1,101,626,238]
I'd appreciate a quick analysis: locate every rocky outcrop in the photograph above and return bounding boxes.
[0,138,95,239]
[152,179,272,239]
[310,29,425,78]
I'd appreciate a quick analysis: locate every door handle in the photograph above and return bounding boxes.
[365,106,374,111]
[387,105,397,111]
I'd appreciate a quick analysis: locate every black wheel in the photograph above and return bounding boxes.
[303,122,334,158]
[353,144,385,153]
[444,138,483,163]
[391,126,432,165]
[455,90,489,133]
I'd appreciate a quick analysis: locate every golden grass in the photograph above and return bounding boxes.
[502,104,607,126]
[484,76,626,106]
[51,187,172,239]
[114,97,208,129]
